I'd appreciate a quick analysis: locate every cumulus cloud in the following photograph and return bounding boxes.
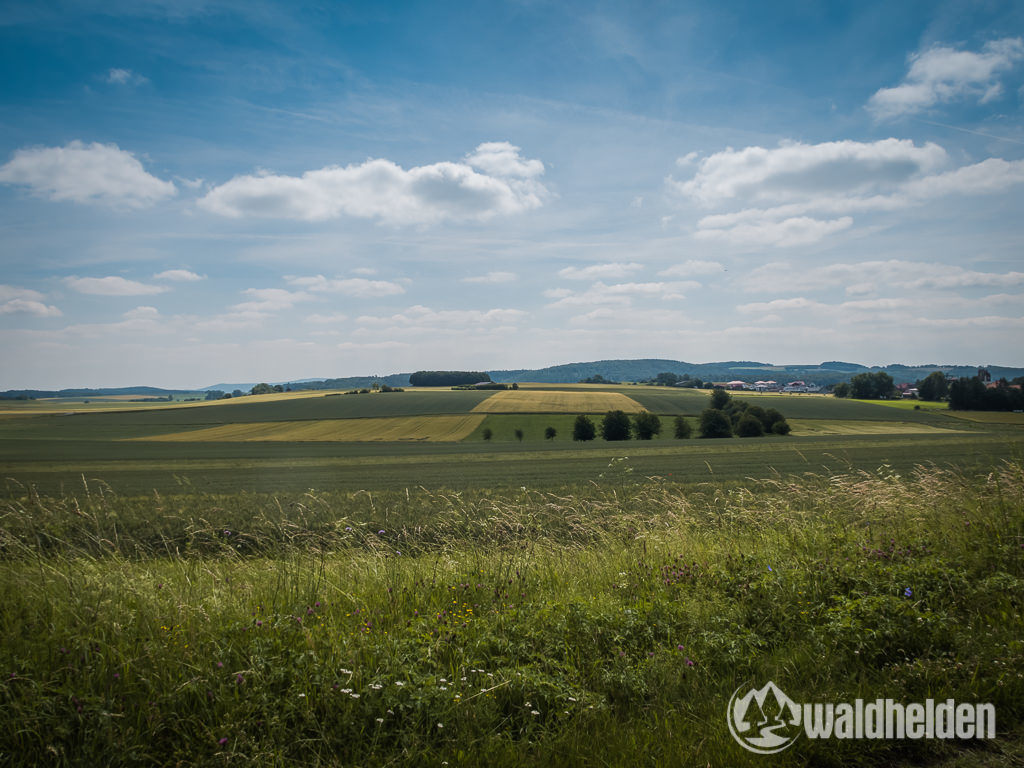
[286,275,405,297]
[0,285,62,318]
[65,276,168,296]
[670,138,1024,247]
[198,142,547,225]
[0,141,176,208]
[462,271,517,284]
[868,38,1024,119]
[557,262,644,281]
[154,269,204,282]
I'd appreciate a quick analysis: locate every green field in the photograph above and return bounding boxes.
[0,385,1020,495]
[3,385,1024,765]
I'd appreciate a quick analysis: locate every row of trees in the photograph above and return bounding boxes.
[410,371,490,387]
[571,411,670,441]
[949,376,1024,411]
[566,390,792,442]
[833,372,896,399]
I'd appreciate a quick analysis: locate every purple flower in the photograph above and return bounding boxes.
[676,644,685,651]
[685,658,695,667]
[219,737,228,745]
[236,673,244,684]
[904,587,912,598]
[217,661,224,668]
[378,529,386,535]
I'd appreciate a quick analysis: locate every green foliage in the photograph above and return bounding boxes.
[949,376,1024,411]
[673,415,692,439]
[832,382,851,398]
[1,464,1022,765]
[735,413,764,437]
[915,371,949,401]
[410,371,492,387]
[631,411,661,440]
[600,410,632,441]
[771,419,792,435]
[572,414,596,442]
[699,408,732,438]
[849,371,896,399]
[709,387,731,410]
[482,427,493,441]
[250,382,275,395]
[544,426,557,440]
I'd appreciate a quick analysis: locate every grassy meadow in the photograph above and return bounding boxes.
[1,385,1024,765]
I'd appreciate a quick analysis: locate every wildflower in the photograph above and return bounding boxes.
[219,737,228,745]
[350,693,360,699]
[217,661,224,668]
[376,718,384,724]
[685,658,695,667]
[395,681,404,687]
[223,530,230,536]
[767,565,773,572]
[904,587,913,598]
[531,710,540,716]
[236,674,244,684]
[339,668,352,675]
[378,530,385,535]
[677,644,685,651]
[298,693,306,698]
[437,722,444,729]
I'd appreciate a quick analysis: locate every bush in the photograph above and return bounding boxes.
[482,428,493,441]
[699,408,732,438]
[736,414,765,437]
[772,419,792,435]
[673,415,692,439]
[544,426,557,440]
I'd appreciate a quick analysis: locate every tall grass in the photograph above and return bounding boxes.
[1,462,1022,766]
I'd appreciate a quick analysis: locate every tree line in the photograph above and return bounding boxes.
[568,389,791,441]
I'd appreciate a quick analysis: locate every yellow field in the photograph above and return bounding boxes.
[788,419,967,436]
[133,414,486,442]
[471,389,646,414]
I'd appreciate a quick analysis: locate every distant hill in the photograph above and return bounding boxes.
[7,359,1024,398]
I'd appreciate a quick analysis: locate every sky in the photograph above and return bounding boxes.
[1,0,1023,389]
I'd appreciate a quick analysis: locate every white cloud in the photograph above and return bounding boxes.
[106,68,148,86]
[198,142,547,224]
[462,271,517,284]
[0,141,176,208]
[868,38,1024,119]
[0,299,62,317]
[696,215,854,248]
[356,305,527,328]
[738,260,1024,294]
[658,259,724,278]
[737,297,827,314]
[65,276,168,296]
[547,281,697,308]
[232,288,310,313]
[557,262,644,281]
[286,275,406,297]
[305,312,349,324]
[670,138,1024,247]
[154,269,204,282]
[673,138,947,206]
[465,141,544,178]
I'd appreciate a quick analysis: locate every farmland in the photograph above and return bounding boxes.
[0,384,1020,495]
[2,384,1023,766]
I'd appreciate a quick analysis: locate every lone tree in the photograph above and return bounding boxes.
[673,415,692,439]
[601,410,632,441]
[544,426,557,440]
[514,428,524,442]
[573,414,596,441]
[632,411,662,440]
[482,427,493,441]
[699,408,733,438]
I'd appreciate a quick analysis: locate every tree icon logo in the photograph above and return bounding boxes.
[727,681,803,754]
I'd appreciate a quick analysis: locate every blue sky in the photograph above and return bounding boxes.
[1,0,1023,389]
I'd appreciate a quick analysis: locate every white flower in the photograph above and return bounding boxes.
[437,723,444,729]
[298,693,306,698]
[340,688,352,694]
[339,668,352,675]
[395,681,405,687]
[376,718,384,724]
[350,693,360,699]
[531,710,540,716]
[568,697,576,702]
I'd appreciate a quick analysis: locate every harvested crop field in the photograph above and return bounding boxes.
[131,414,486,442]
[471,389,646,413]
[788,419,968,436]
